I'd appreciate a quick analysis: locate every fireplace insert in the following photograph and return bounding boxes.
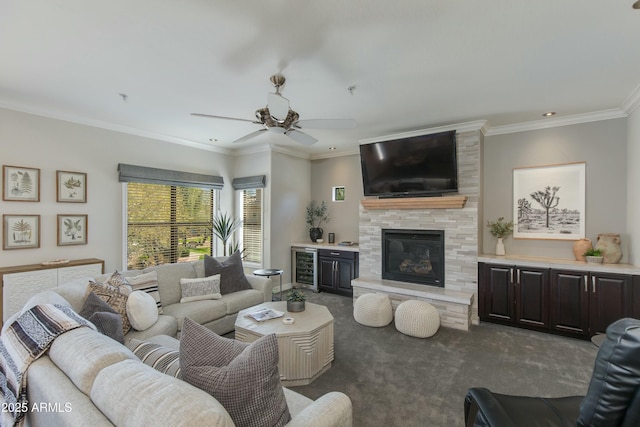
[381,229,444,287]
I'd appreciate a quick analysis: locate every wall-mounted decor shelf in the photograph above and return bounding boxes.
[360,195,468,210]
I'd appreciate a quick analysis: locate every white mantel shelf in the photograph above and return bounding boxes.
[360,195,468,210]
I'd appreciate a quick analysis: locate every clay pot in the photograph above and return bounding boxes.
[572,238,593,261]
[594,233,623,264]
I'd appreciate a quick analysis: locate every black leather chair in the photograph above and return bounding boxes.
[464,318,640,427]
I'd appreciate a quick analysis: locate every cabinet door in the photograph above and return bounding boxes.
[481,264,515,322]
[336,259,356,294]
[3,269,58,322]
[550,270,589,337]
[515,267,549,329]
[318,258,336,291]
[589,272,632,335]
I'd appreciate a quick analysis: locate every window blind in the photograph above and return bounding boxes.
[118,163,223,189]
[241,188,262,264]
[126,182,215,269]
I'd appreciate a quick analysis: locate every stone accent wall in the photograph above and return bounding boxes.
[358,129,482,321]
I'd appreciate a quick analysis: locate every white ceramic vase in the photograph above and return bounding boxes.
[496,238,506,256]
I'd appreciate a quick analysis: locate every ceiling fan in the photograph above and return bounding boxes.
[191,75,356,145]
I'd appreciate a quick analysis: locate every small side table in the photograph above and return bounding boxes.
[253,268,284,301]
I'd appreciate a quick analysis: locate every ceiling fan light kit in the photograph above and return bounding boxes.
[192,75,356,145]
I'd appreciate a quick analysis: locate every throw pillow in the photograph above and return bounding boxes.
[90,271,133,296]
[126,339,181,379]
[180,318,291,427]
[79,292,125,343]
[127,270,163,314]
[87,281,132,335]
[203,251,252,295]
[179,275,222,303]
[126,291,159,331]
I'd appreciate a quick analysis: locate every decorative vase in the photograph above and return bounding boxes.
[287,300,305,312]
[594,233,622,264]
[496,238,506,256]
[573,238,593,261]
[309,227,323,242]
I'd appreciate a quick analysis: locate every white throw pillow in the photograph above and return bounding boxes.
[179,275,222,303]
[126,291,159,331]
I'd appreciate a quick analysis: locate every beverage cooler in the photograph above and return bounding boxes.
[291,246,318,292]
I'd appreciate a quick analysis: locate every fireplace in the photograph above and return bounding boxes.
[382,229,444,287]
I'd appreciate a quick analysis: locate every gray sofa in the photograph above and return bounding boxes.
[16,261,352,426]
[93,258,272,340]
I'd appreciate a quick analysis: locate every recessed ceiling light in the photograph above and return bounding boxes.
[542,111,556,117]
[209,138,218,142]
[329,147,337,150]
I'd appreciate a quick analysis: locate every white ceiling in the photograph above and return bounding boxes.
[1,1,640,158]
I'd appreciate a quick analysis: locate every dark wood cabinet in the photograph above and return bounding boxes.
[480,262,638,339]
[550,270,589,337]
[318,249,359,296]
[479,263,548,330]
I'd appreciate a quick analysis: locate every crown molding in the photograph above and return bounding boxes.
[270,145,311,160]
[0,103,232,155]
[358,120,488,144]
[484,109,627,136]
[310,148,360,161]
[622,82,640,115]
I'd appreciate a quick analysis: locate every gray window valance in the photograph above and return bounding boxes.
[118,163,224,189]
[232,175,266,190]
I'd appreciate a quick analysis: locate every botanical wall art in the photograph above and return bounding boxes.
[332,186,345,202]
[2,165,40,202]
[513,162,586,240]
[3,214,40,250]
[57,214,88,246]
[57,170,87,203]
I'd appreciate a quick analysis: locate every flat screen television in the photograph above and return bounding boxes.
[359,130,458,198]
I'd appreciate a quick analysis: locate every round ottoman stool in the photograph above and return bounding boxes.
[354,293,393,327]
[394,300,440,338]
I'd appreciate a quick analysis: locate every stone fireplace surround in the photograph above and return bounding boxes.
[353,128,481,331]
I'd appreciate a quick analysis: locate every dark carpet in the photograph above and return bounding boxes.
[290,291,598,427]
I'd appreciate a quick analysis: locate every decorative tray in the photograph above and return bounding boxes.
[41,259,70,266]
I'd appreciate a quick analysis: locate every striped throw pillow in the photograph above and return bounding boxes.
[128,271,163,314]
[127,339,181,379]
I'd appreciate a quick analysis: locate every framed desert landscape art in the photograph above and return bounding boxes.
[57,170,87,203]
[3,214,40,249]
[2,165,40,202]
[513,162,586,240]
[57,214,88,246]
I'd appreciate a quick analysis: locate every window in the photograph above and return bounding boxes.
[126,182,215,269]
[239,188,262,264]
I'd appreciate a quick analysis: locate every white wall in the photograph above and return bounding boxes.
[0,108,233,271]
[483,118,628,260]
[310,154,363,243]
[627,107,640,265]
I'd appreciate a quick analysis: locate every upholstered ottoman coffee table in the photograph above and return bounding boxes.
[235,301,334,386]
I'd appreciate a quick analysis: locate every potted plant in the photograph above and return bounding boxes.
[286,287,306,312]
[486,217,514,256]
[306,200,330,242]
[211,212,242,256]
[584,248,604,264]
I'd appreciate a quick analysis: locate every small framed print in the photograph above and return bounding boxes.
[57,214,88,246]
[3,165,40,202]
[332,186,345,202]
[57,170,87,203]
[3,214,40,250]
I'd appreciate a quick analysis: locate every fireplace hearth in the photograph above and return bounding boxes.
[382,229,444,287]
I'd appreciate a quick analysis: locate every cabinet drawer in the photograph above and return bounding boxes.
[318,249,356,259]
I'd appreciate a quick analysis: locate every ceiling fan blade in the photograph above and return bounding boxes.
[285,129,318,146]
[191,113,260,124]
[232,129,267,144]
[294,119,357,129]
[267,93,290,120]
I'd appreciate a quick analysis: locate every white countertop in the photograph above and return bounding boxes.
[291,242,360,252]
[478,254,640,275]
